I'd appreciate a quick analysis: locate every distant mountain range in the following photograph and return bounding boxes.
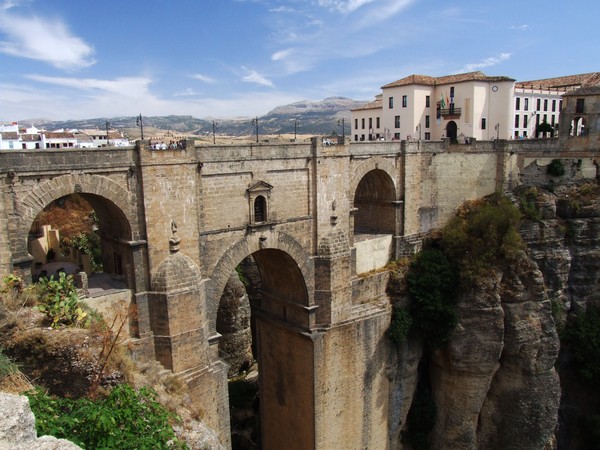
[29,97,367,138]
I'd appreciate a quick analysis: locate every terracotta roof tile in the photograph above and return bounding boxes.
[381,71,514,89]
[515,72,600,90]
[563,85,600,97]
[0,132,18,139]
[21,134,41,142]
[351,98,382,111]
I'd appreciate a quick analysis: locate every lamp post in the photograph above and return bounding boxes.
[416,123,422,140]
[105,120,110,147]
[136,114,144,140]
[294,120,299,141]
[212,121,218,144]
[337,118,345,143]
[251,117,259,143]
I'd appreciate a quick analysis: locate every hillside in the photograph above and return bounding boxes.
[30,97,367,139]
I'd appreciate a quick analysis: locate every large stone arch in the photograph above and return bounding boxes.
[206,229,314,334]
[15,174,137,253]
[350,158,399,237]
[10,173,141,286]
[349,156,399,204]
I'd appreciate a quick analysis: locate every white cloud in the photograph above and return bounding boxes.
[318,0,375,14]
[241,67,275,88]
[190,73,216,84]
[25,75,153,97]
[510,24,529,31]
[461,53,512,72]
[0,4,95,69]
[271,48,294,61]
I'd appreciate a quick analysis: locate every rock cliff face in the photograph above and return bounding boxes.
[391,183,600,449]
[428,254,560,450]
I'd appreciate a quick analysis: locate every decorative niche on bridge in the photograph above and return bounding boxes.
[247,181,274,230]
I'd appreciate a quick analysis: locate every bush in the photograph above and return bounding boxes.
[518,187,542,222]
[440,193,523,283]
[547,159,565,177]
[388,305,412,346]
[27,384,187,449]
[35,272,88,328]
[407,249,458,348]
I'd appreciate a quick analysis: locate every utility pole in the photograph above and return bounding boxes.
[252,117,259,143]
[105,120,110,147]
[337,118,345,143]
[136,114,144,140]
[213,121,218,144]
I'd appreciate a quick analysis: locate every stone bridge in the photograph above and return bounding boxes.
[0,135,596,449]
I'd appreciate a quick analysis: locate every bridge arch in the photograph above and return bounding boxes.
[350,158,399,236]
[207,230,316,450]
[12,174,139,284]
[207,229,314,331]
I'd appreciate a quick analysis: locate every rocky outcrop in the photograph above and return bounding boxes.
[216,272,253,377]
[516,183,600,448]
[427,254,560,450]
[0,392,81,449]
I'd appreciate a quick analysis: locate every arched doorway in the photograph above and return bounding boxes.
[446,121,458,143]
[216,247,313,450]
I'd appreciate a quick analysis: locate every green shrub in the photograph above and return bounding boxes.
[70,232,103,273]
[440,193,523,283]
[407,249,458,348]
[518,187,542,221]
[547,159,565,177]
[562,306,600,385]
[35,272,88,328]
[27,384,187,449]
[388,305,412,346]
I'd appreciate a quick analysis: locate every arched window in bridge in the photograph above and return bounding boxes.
[247,181,273,225]
[254,195,266,223]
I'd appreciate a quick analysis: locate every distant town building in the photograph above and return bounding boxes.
[352,71,600,143]
[0,123,131,150]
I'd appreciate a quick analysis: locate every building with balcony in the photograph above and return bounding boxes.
[352,71,515,143]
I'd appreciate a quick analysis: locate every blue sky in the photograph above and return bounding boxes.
[1,0,598,121]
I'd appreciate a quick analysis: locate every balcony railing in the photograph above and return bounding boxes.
[439,107,462,117]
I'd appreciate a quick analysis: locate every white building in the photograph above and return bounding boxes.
[0,122,131,150]
[352,71,515,143]
[513,73,600,139]
[352,71,600,143]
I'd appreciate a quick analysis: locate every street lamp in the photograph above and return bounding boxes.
[251,117,259,143]
[105,120,110,147]
[136,114,144,140]
[337,118,345,143]
[212,120,218,144]
[416,123,422,140]
[294,119,299,141]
